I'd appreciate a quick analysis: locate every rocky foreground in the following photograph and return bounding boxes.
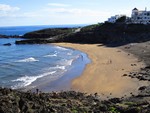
[0,87,150,113]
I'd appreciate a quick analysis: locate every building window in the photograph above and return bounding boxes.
[137,17,140,19]
[135,12,138,15]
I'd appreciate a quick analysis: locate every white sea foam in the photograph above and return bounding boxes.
[43,53,57,57]
[64,55,81,66]
[16,57,39,62]
[67,52,72,56]
[56,65,66,70]
[67,59,74,65]
[50,65,66,70]
[11,71,56,89]
[55,46,69,51]
[60,59,74,66]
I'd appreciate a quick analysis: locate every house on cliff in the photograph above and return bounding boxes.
[107,8,150,24]
[131,8,150,24]
[107,15,126,23]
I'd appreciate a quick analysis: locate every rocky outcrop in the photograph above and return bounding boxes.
[16,23,150,46]
[61,23,150,45]
[15,39,52,44]
[0,87,150,113]
[15,28,76,44]
[22,28,76,39]
[0,34,21,38]
[3,43,11,46]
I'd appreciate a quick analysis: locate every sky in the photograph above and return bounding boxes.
[0,0,150,26]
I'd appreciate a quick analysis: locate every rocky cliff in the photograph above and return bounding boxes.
[16,23,150,46]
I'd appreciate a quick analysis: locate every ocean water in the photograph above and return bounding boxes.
[0,25,90,91]
[0,24,86,36]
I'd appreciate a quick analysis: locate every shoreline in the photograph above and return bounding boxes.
[53,43,149,98]
[22,45,90,92]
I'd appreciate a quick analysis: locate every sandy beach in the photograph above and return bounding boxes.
[53,43,148,98]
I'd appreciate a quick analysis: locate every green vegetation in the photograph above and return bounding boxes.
[123,101,137,106]
[23,28,76,39]
[109,107,120,113]
[71,109,78,113]
[80,23,102,32]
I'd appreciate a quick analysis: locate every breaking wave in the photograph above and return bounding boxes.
[55,46,69,51]
[43,53,57,57]
[16,57,39,62]
[49,65,66,70]
[11,71,56,89]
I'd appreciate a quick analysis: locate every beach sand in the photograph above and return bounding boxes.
[53,43,148,98]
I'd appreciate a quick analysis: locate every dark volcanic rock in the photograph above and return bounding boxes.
[124,107,141,113]
[138,86,147,91]
[23,28,76,39]
[145,66,150,69]
[15,39,51,44]
[0,34,9,38]
[108,98,121,104]
[17,23,150,45]
[3,43,11,46]
[0,87,150,113]
[0,34,21,38]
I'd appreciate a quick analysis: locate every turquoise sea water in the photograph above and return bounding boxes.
[0,25,90,91]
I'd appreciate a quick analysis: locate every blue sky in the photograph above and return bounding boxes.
[0,0,149,26]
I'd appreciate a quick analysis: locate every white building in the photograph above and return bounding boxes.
[107,15,125,23]
[131,8,150,24]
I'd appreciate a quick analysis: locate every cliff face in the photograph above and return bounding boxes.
[62,23,150,45]
[16,23,150,46]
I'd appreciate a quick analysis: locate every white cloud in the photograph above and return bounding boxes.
[44,7,110,17]
[0,4,20,18]
[0,4,110,26]
[47,3,70,7]
[42,7,111,24]
[0,4,20,12]
[18,12,42,18]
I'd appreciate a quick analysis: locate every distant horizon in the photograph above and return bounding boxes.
[0,23,91,27]
[0,23,91,36]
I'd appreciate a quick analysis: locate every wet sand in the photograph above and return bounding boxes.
[53,43,148,98]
